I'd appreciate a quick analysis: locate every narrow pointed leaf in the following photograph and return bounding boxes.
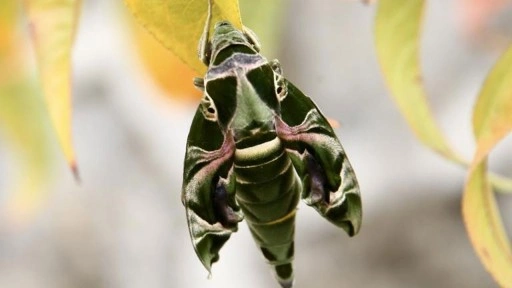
[472,46,512,164]
[124,0,242,74]
[23,0,81,175]
[463,162,512,287]
[463,45,512,286]
[375,0,462,163]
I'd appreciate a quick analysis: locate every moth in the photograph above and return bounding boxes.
[182,1,362,287]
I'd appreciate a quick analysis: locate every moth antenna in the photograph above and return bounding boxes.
[198,0,213,64]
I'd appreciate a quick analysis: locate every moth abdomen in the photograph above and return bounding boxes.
[233,136,301,287]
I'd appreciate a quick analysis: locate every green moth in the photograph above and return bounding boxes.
[182,1,362,287]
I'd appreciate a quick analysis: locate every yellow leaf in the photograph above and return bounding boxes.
[472,46,512,164]
[130,15,202,101]
[375,0,463,163]
[23,0,81,177]
[463,44,512,287]
[463,162,512,287]
[124,0,242,74]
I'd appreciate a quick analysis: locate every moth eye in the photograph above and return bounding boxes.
[270,59,283,75]
[200,94,218,122]
[275,79,288,102]
[269,59,287,101]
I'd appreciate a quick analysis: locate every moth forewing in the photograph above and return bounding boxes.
[277,80,362,235]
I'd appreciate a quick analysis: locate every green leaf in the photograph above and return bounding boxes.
[463,45,512,287]
[23,0,81,177]
[124,0,242,75]
[374,0,462,163]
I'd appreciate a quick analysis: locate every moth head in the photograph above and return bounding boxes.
[202,64,286,145]
[209,21,259,66]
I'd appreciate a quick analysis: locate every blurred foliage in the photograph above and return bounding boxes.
[0,82,54,227]
[375,0,464,163]
[23,0,81,176]
[458,0,512,49]
[375,0,512,286]
[458,0,511,35]
[0,0,54,227]
[463,46,512,287]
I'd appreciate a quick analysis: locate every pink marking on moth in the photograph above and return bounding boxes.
[183,131,236,205]
[275,110,332,145]
[197,131,235,175]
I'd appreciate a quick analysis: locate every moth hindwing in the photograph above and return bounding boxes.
[181,1,361,287]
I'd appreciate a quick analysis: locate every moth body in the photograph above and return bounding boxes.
[234,136,300,286]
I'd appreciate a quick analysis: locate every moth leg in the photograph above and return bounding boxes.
[198,0,213,64]
[193,77,205,91]
[306,144,361,236]
[213,176,243,227]
[242,25,261,52]
[303,152,329,204]
[290,142,360,236]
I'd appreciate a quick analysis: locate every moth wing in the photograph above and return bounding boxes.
[182,108,241,272]
[276,79,362,236]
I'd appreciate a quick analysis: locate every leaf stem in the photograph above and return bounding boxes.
[436,151,512,193]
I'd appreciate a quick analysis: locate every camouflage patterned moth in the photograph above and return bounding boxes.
[181,1,362,287]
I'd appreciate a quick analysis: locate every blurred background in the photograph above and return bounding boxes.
[1,0,512,287]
